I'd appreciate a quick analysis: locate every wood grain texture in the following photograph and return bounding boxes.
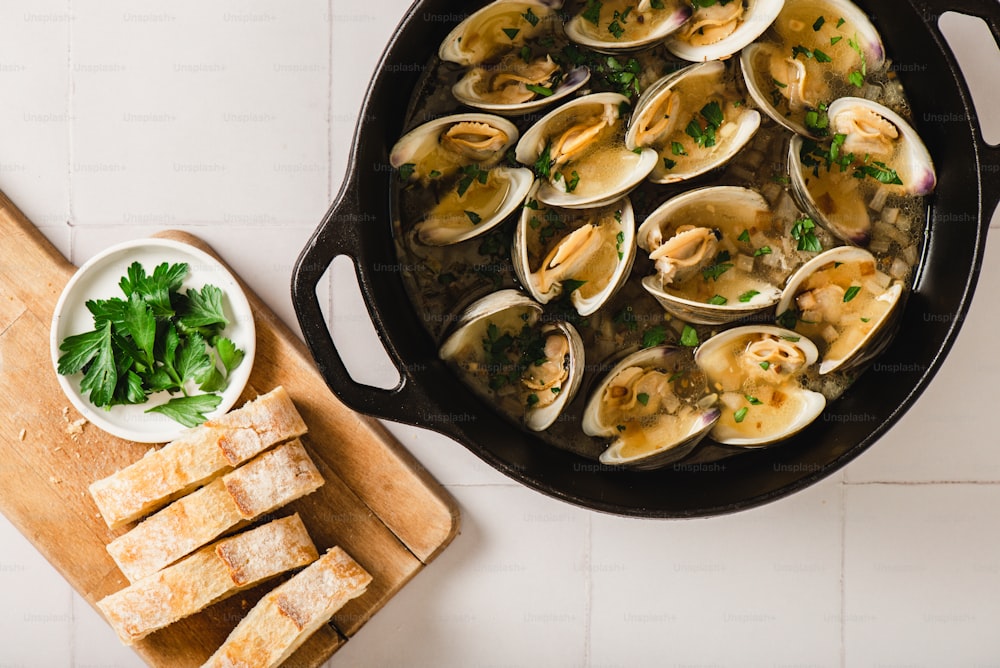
[0,192,460,667]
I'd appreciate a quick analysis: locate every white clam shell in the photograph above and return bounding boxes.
[438,289,584,432]
[582,346,720,470]
[515,92,658,209]
[665,0,785,62]
[452,65,592,117]
[775,246,904,375]
[439,0,566,67]
[625,60,762,184]
[390,113,533,246]
[636,186,784,325]
[694,325,826,446]
[512,180,637,316]
[740,0,886,138]
[564,0,693,53]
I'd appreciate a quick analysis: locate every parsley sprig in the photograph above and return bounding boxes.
[57,261,246,427]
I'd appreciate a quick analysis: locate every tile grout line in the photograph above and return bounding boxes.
[839,478,847,668]
[583,511,593,668]
[66,0,78,662]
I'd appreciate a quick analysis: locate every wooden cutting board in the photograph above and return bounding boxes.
[0,191,460,667]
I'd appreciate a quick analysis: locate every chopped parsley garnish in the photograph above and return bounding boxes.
[663,157,677,170]
[562,278,587,295]
[739,290,760,303]
[686,101,725,149]
[642,325,668,349]
[502,27,520,40]
[608,19,625,39]
[613,305,639,332]
[702,250,734,282]
[737,229,751,243]
[533,143,554,179]
[760,361,771,371]
[457,164,490,197]
[708,295,728,306]
[830,35,843,45]
[525,83,555,97]
[855,161,903,185]
[566,170,581,193]
[680,325,700,348]
[522,8,539,26]
[746,395,763,406]
[428,169,442,179]
[837,17,846,28]
[843,285,862,302]
[791,217,823,253]
[398,162,416,182]
[481,322,548,393]
[734,407,749,423]
[637,393,650,406]
[847,35,867,88]
[527,393,540,407]
[754,246,773,257]
[813,16,826,31]
[672,141,688,156]
[616,230,625,260]
[582,0,602,26]
[776,309,800,330]
[465,210,482,225]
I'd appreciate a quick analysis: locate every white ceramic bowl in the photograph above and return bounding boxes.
[50,238,256,443]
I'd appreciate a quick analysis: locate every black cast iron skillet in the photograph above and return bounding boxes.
[294,0,1000,518]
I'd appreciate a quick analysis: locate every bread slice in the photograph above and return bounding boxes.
[90,386,308,529]
[202,546,372,667]
[107,439,325,582]
[97,513,318,645]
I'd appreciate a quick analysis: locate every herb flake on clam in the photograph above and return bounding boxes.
[582,346,720,470]
[516,92,658,208]
[694,325,826,446]
[636,186,787,325]
[391,113,533,246]
[439,290,584,431]
[625,60,761,184]
[512,181,637,316]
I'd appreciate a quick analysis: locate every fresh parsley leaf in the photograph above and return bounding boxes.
[397,162,416,182]
[179,284,228,331]
[642,325,668,349]
[844,285,862,302]
[465,210,483,225]
[77,320,117,408]
[708,295,728,306]
[637,392,650,406]
[146,393,223,428]
[680,325,700,348]
[739,290,760,303]
[734,407,749,423]
[582,0,602,25]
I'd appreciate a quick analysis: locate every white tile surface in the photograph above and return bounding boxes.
[1,2,999,668]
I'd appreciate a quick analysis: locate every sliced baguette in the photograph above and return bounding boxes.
[202,546,372,668]
[107,439,325,582]
[90,386,307,529]
[97,513,318,645]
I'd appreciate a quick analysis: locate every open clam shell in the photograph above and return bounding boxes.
[636,186,785,325]
[582,346,720,470]
[439,0,566,67]
[666,0,785,63]
[694,325,826,446]
[515,92,658,209]
[564,0,693,53]
[788,98,936,246]
[391,113,533,246]
[740,0,886,138]
[439,1,590,116]
[438,289,585,432]
[512,181,637,316]
[625,60,761,184]
[775,246,904,374]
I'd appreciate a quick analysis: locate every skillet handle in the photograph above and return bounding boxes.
[919,0,1000,218]
[291,177,439,425]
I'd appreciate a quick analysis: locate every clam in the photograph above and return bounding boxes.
[512,181,637,316]
[666,0,785,62]
[695,325,826,446]
[439,289,584,431]
[636,186,786,325]
[582,346,720,470]
[515,92,658,208]
[740,0,886,137]
[625,60,761,184]
[564,0,693,53]
[775,246,903,374]
[787,97,936,246]
[390,113,533,245]
[440,1,590,116]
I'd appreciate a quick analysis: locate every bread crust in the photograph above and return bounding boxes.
[202,547,371,667]
[97,514,318,645]
[90,387,307,529]
[107,439,324,582]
